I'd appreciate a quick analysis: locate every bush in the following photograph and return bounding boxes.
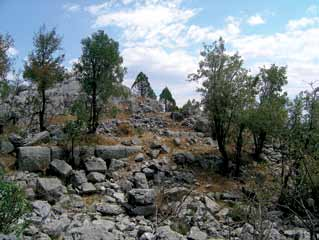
[0,177,30,235]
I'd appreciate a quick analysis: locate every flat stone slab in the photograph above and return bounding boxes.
[95,145,142,160]
[18,146,51,172]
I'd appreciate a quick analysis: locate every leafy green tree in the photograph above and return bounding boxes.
[160,87,176,112]
[64,119,85,166]
[0,34,13,101]
[249,64,288,160]
[23,25,65,131]
[132,72,156,99]
[189,38,253,175]
[181,99,201,116]
[74,30,125,133]
[0,175,30,235]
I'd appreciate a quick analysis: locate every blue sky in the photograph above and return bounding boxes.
[2,0,319,105]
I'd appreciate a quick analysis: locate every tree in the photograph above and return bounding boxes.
[0,34,13,101]
[131,72,156,99]
[189,38,253,175]
[249,64,288,160]
[23,25,65,131]
[74,30,125,133]
[160,87,176,112]
[0,174,30,236]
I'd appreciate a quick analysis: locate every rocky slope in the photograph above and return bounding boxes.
[0,97,312,240]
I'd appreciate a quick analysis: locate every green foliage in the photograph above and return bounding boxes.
[131,72,156,99]
[74,30,125,133]
[0,34,13,82]
[0,175,30,235]
[249,64,288,159]
[23,25,65,131]
[180,99,200,116]
[159,87,176,112]
[189,37,255,174]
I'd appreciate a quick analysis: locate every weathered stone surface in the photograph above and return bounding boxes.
[135,153,145,162]
[50,146,67,160]
[50,159,72,178]
[108,158,126,172]
[96,145,142,160]
[96,203,124,215]
[188,226,207,240]
[24,131,50,146]
[133,172,149,189]
[128,189,155,205]
[173,152,195,165]
[81,182,96,194]
[204,196,221,214]
[36,177,64,203]
[18,146,51,172]
[87,172,105,183]
[0,140,14,154]
[84,157,106,173]
[70,170,87,187]
[65,221,116,240]
[156,226,185,240]
[32,200,51,221]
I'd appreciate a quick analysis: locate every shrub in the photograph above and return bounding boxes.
[0,177,30,235]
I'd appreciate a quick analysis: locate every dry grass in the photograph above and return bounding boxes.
[47,114,76,125]
[0,153,16,172]
[79,134,119,146]
[82,194,103,207]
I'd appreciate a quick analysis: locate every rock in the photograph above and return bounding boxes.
[134,172,149,189]
[17,146,51,172]
[108,158,126,171]
[161,144,170,154]
[65,221,116,240]
[36,177,64,203]
[0,235,17,240]
[156,226,185,240]
[128,189,155,205]
[32,200,51,221]
[173,152,195,165]
[150,141,162,149]
[50,159,72,178]
[81,182,96,194]
[0,140,14,154]
[84,157,106,173]
[149,149,160,159]
[70,170,87,187]
[50,146,67,160]
[140,232,155,240]
[96,203,124,215]
[8,133,24,148]
[165,187,189,202]
[194,117,210,134]
[41,215,70,238]
[135,153,145,162]
[173,138,181,146]
[96,145,142,160]
[24,131,50,146]
[87,172,105,183]
[188,226,207,240]
[128,204,156,217]
[171,112,184,121]
[204,196,221,214]
[284,228,310,240]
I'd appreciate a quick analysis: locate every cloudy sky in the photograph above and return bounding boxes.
[1,0,319,105]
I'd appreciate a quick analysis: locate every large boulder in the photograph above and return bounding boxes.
[84,157,106,173]
[49,159,72,178]
[95,145,142,160]
[128,189,155,205]
[17,146,51,172]
[36,177,64,203]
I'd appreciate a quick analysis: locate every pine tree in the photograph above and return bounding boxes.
[159,87,176,112]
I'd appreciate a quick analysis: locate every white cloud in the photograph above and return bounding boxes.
[307,5,319,16]
[7,47,18,56]
[286,17,319,30]
[247,14,265,26]
[84,0,319,105]
[63,3,80,12]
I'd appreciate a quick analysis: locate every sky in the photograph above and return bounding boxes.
[1,0,319,106]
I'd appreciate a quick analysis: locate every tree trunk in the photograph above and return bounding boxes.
[235,124,245,177]
[39,88,46,131]
[91,84,98,133]
[254,131,266,161]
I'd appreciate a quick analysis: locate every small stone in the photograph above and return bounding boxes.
[87,172,105,183]
[81,182,96,194]
[135,153,145,162]
[188,226,207,240]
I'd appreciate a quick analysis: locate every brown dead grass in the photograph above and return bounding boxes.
[80,134,119,146]
[48,114,76,125]
[0,153,16,172]
[82,194,103,207]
